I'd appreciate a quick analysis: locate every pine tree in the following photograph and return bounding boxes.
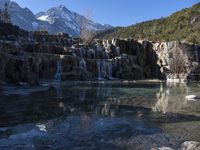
[4,1,11,23]
[0,1,11,23]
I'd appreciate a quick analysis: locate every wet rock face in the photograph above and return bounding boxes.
[61,56,92,80]
[111,39,161,79]
[22,43,66,55]
[0,54,37,85]
[61,68,91,81]
[0,30,199,84]
[0,52,62,85]
[112,39,141,56]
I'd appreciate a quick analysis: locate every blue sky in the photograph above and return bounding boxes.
[12,0,199,26]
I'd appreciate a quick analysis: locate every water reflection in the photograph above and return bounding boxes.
[1,82,200,126]
[153,82,189,114]
[0,81,200,149]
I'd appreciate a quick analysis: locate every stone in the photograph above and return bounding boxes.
[181,141,200,150]
[158,147,174,150]
[0,24,200,83]
[61,68,91,80]
[154,41,198,81]
[185,95,199,100]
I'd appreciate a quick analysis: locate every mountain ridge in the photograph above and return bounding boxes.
[0,0,112,36]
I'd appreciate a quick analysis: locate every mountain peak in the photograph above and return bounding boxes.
[10,1,20,7]
[4,0,112,37]
[35,4,112,36]
[57,4,67,10]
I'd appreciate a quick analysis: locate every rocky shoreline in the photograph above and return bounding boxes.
[0,24,200,85]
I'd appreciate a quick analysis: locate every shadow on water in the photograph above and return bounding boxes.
[0,81,199,149]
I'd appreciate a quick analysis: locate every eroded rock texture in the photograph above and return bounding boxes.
[0,29,199,84]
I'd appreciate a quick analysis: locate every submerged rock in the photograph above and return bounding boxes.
[158,147,174,150]
[157,141,200,150]
[181,141,200,150]
[185,95,199,101]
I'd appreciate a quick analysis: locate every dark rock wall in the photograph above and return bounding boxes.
[0,31,199,84]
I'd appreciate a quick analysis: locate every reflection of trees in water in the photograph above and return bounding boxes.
[52,82,195,118]
[152,82,189,114]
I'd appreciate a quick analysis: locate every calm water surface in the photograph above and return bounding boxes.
[0,81,200,150]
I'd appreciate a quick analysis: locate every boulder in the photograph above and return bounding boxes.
[181,141,200,150]
[185,95,199,100]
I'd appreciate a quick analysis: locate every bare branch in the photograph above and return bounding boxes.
[169,47,189,74]
[80,10,95,45]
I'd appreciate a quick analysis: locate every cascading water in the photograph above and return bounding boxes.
[79,47,85,57]
[54,60,63,82]
[79,58,87,70]
[89,49,96,59]
[97,60,113,80]
[107,61,113,79]
[101,60,107,78]
[97,60,102,80]
[53,59,63,98]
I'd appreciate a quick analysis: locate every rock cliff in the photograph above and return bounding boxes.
[0,24,199,84]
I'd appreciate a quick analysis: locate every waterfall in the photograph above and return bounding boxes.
[89,49,95,59]
[195,45,199,63]
[101,60,107,78]
[97,60,113,80]
[97,60,102,80]
[79,58,87,70]
[79,47,85,57]
[54,60,63,82]
[107,61,113,79]
[52,57,64,98]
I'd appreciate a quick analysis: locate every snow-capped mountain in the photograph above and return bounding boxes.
[35,5,112,36]
[0,0,112,36]
[0,0,50,31]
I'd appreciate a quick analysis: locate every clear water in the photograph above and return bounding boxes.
[0,81,200,150]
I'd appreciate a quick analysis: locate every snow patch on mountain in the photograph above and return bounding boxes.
[0,0,112,36]
[38,15,48,21]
